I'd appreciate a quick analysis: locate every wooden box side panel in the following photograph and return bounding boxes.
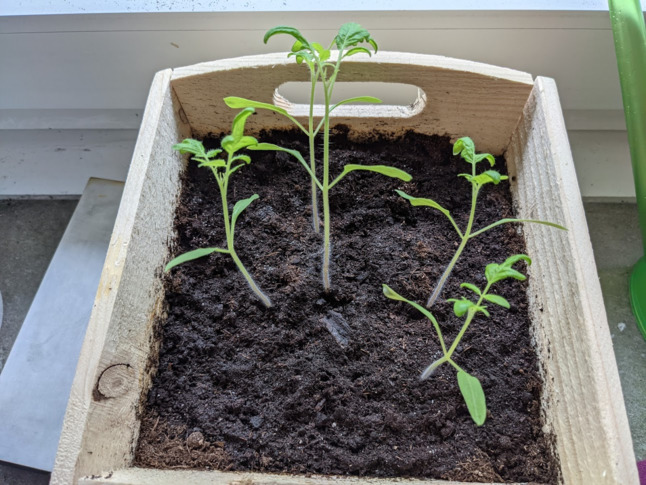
[170,52,533,155]
[77,467,512,485]
[51,69,191,484]
[506,77,637,485]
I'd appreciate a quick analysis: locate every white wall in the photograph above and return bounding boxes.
[0,10,641,198]
[4,1,644,16]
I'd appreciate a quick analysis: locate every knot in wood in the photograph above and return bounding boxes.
[97,364,134,399]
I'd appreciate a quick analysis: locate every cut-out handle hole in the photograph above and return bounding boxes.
[274,82,426,119]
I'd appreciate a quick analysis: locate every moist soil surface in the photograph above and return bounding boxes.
[135,128,559,483]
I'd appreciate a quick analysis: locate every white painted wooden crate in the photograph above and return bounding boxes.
[51,53,638,485]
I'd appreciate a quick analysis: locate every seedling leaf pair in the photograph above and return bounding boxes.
[397,136,565,308]
[457,371,486,426]
[166,109,272,308]
[383,254,531,426]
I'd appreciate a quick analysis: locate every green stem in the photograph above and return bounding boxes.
[427,184,480,308]
[445,282,490,359]
[447,359,466,374]
[321,82,332,290]
[309,67,320,233]
[320,49,346,291]
[230,249,272,308]
[220,153,272,307]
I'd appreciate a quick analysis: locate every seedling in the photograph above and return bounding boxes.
[383,254,532,426]
[165,108,272,308]
[226,23,411,291]
[397,137,565,308]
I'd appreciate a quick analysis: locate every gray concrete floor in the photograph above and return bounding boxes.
[0,199,643,483]
[584,202,646,462]
[0,198,78,484]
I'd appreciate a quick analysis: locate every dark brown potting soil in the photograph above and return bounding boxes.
[135,128,559,483]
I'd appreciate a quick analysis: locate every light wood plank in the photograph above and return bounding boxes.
[506,76,638,485]
[171,51,533,155]
[76,467,514,485]
[50,69,191,484]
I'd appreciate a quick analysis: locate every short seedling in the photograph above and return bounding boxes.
[226,23,411,291]
[397,137,565,308]
[165,107,272,308]
[383,254,532,426]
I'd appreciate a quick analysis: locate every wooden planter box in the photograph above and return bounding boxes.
[51,53,637,485]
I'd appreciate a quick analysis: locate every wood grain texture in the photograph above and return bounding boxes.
[170,52,533,155]
[506,76,638,485]
[50,69,190,484]
[76,468,511,485]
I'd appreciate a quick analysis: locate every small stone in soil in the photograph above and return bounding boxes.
[321,310,351,348]
[213,304,224,318]
[249,416,264,429]
[187,431,205,448]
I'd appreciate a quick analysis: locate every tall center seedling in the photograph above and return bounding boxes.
[165,108,272,308]
[227,23,411,290]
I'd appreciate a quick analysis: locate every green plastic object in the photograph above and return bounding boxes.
[609,0,646,340]
[631,257,646,337]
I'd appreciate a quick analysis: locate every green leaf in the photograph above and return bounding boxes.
[311,42,331,61]
[231,154,251,165]
[457,371,487,426]
[343,46,372,58]
[332,164,412,188]
[231,194,259,231]
[288,50,314,65]
[234,136,258,152]
[453,137,475,163]
[230,107,255,143]
[330,96,382,113]
[474,153,496,167]
[229,163,247,176]
[382,284,407,302]
[420,357,447,380]
[264,26,309,47]
[206,148,223,158]
[460,282,482,296]
[291,40,303,52]
[223,97,289,117]
[483,294,510,309]
[220,135,235,154]
[485,254,532,285]
[221,135,257,155]
[476,305,490,318]
[334,22,376,51]
[471,170,509,186]
[165,247,229,272]
[382,285,440,327]
[197,159,226,169]
[504,254,532,267]
[395,190,451,218]
[447,297,475,317]
[173,138,207,158]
